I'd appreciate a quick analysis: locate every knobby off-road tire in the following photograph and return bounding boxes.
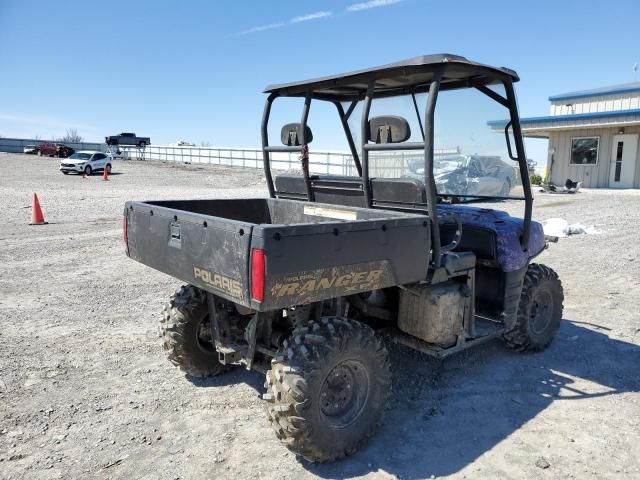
[160,284,225,377]
[503,263,564,352]
[287,304,312,328]
[264,317,391,462]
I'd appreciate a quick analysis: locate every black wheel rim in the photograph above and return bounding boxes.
[529,288,554,335]
[196,315,215,354]
[320,360,370,428]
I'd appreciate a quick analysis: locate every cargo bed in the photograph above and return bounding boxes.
[124,198,431,310]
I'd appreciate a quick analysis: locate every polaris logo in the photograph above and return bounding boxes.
[193,267,242,299]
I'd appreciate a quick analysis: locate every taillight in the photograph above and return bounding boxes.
[251,248,265,302]
[123,214,129,255]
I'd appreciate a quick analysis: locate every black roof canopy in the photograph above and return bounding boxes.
[264,54,519,101]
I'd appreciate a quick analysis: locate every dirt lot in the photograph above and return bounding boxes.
[1,153,639,480]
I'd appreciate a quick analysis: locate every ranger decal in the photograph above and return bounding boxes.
[264,261,394,308]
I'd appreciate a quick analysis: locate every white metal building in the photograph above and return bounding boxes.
[490,83,640,188]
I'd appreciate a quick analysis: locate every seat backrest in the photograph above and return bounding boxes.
[371,177,427,205]
[274,174,427,209]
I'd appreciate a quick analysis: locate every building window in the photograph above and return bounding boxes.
[570,137,599,165]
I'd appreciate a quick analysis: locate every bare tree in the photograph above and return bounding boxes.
[200,141,211,147]
[57,128,83,143]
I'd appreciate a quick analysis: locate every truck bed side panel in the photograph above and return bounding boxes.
[255,221,430,310]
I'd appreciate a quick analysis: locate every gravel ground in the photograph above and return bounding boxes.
[0,153,639,480]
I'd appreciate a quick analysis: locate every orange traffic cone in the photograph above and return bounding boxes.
[29,193,48,225]
[102,166,109,181]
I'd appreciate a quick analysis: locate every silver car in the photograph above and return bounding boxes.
[408,154,517,199]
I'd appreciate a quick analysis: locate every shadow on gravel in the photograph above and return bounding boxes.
[306,320,640,479]
[186,366,264,392]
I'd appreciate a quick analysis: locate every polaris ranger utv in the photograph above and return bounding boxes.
[123,54,563,462]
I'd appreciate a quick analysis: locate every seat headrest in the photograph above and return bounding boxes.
[368,116,411,144]
[281,123,313,146]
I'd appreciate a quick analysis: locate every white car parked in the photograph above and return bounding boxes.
[59,151,112,175]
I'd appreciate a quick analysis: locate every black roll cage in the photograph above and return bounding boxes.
[260,64,533,264]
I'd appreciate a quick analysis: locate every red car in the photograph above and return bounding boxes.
[33,142,75,158]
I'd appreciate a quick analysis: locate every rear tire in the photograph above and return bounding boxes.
[264,317,391,462]
[106,163,112,174]
[503,263,563,351]
[160,285,225,377]
[287,304,312,328]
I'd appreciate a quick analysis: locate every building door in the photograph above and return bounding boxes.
[609,134,638,188]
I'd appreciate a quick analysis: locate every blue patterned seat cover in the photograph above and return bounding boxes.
[437,205,545,272]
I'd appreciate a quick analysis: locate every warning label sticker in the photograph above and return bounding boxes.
[303,205,357,221]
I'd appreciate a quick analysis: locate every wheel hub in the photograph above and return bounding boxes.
[320,360,369,428]
[196,316,215,354]
[530,289,553,335]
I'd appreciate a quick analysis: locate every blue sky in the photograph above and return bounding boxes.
[1,0,639,165]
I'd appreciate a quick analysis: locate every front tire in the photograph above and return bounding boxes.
[84,165,92,176]
[503,264,563,351]
[264,317,391,462]
[106,163,112,174]
[160,285,225,377]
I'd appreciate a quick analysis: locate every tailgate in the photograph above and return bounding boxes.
[124,201,253,306]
